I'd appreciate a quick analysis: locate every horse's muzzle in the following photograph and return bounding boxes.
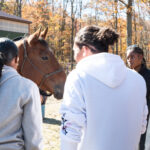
[54,84,64,100]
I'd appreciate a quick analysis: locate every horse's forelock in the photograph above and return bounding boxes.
[38,38,54,53]
[38,38,48,47]
[13,34,29,42]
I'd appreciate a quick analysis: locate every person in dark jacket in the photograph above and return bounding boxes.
[126,45,150,150]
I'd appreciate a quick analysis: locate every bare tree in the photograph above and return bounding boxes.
[70,0,78,69]
[61,0,68,31]
[15,0,22,17]
[79,0,82,28]
[118,0,133,46]
[0,0,5,10]
[114,0,118,54]
[133,9,137,44]
[127,0,132,46]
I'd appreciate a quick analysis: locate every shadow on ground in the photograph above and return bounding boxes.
[43,117,61,126]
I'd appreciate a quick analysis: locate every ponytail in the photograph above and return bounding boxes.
[0,52,6,78]
[0,63,4,78]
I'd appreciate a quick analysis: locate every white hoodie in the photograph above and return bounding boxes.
[60,53,148,150]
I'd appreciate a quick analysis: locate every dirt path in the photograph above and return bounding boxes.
[43,96,61,150]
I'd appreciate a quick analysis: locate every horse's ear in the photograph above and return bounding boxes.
[28,27,42,45]
[40,27,48,39]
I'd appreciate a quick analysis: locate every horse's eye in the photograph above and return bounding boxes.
[41,56,48,60]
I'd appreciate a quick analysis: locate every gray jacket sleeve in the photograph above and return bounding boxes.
[22,83,43,150]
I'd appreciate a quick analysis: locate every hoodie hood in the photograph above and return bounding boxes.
[76,53,127,88]
[0,65,19,86]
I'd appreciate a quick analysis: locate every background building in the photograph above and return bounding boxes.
[0,11,31,39]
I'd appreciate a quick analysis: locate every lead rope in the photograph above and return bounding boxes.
[39,68,63,88]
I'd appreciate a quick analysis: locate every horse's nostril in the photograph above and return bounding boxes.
[55,88,61,94]
[54,92,63,99]
[54,86,64,100]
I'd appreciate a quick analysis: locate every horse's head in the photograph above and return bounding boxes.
[15,28,66,99]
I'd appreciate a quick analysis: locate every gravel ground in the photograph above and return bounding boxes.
[42,96,62,150]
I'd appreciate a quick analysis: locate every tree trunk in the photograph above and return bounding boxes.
[127,0,132,46]
[114,0,118,54]
[133,10,137,44]
[18,0,22,17]
[61,0,67,31]
[71,0,75,70]
[0,0,4,10]
[15,0,22,17]
[52,0,54,16]
[79,0,82,28]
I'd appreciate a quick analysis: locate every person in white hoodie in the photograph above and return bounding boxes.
[60,25,148,150]
[0,38,43,150]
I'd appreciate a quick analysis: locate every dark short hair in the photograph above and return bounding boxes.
[74,25,119,53]
[127,45,143,55]
[0,38,18,78]
[0,38,18,64]
[127,45,147,66]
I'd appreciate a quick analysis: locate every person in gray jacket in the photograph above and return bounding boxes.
[0,38,43,150]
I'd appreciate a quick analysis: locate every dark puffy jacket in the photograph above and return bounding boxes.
[139,64,150,150]
[139,65,150,111]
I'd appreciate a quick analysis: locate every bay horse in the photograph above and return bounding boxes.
[15,28,66,99]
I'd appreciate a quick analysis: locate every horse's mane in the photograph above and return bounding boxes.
[38,38,49,47]
[13,36,25,42]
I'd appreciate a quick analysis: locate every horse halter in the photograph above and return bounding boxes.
[20,40,63,88]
